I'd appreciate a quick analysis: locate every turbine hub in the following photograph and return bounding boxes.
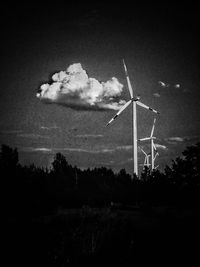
[131,96,140,102]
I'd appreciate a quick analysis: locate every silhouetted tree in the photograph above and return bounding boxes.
[51,152,75,187]
[140,166,151,181]
[164,143,200,206]
[117,168,132,185]
[0,144,18,170]
[2,142,200,218]
[165,142,200,186]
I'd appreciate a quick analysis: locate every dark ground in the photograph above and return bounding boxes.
[4,205,200,266]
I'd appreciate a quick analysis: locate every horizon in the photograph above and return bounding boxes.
[1,141,199,176]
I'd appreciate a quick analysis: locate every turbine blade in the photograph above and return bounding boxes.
[154,150,159,160]
[150,118,156,137]
[153,143,158,152]
[138,137,151,141]
[140,147,147,156]
[137,101,160,114]
[106,99,132,126]
[153,143,159,158]
[122,59,134,98]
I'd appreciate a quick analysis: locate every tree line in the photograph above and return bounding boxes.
[1,143,200,218]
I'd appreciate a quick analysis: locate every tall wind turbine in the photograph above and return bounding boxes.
[138,118,159,170]
[106,60,160,177]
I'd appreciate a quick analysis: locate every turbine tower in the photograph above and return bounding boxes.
[138,118,159,170]
[106,60,160,177]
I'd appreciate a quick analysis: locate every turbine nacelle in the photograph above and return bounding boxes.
[131,96,141,102]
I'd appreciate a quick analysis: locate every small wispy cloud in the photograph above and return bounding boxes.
[174,84,180,88]
[153,93,161,98]
[166,137,184,142]
[158,81,184,90]
[183,135,200,142]
[63,148,98,153]
[100,148,115,153]
[62,145,133,154]
[40,126,60,130]
[164,135,200,144]
[20,146,113,154]
[34,148,52,152]
[20,147,52,153]
[20,144,134,155]
[116,145,132,151]
[154,144,167,150]
[17,133,50,139]
[62,147,115,153]
[75,134,104,138]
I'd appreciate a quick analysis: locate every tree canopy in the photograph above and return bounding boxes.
[1,142,200,218]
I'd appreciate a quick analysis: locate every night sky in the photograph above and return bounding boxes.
[1,2,200,174]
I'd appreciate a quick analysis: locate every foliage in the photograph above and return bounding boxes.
[1,142,200,220]
[0,144,18,170]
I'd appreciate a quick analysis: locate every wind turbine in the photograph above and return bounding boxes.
[139,146,151,169]
[138,118,159,170]
[106,60,160,177]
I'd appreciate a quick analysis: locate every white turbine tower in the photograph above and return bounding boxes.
[138,118,159,170]
[106,60,160,177]
[139,146,151,169]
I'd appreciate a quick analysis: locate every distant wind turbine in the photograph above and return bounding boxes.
[139,146,151,169]
[138,118,159,170]
[106,60,160,177]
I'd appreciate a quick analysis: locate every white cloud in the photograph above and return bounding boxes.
[100,148,115,153]
[116,145,132,151]
[153,93,161,97]
[20,147,52,153]
[40,126,59,130]
[62,147,115,153]
[33,148,52,152]
[167,137,184,142]
[20,145,134,155]
[158,81,184,91]
[154,144,167,150]
[164,136,200,144]
[184,135,200,141]
[63,145,135,154]
[37,63,125,110]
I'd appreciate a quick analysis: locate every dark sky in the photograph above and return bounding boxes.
[0,2,200,173]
